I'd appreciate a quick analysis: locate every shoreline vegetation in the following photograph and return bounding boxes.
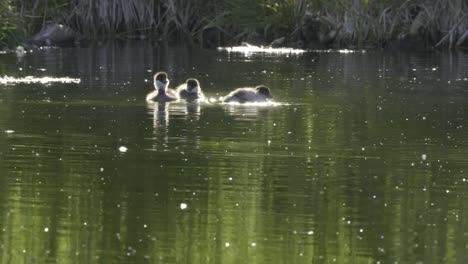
[1,0,468,50]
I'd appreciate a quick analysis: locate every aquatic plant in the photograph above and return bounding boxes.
[0,0,467,49]
[316,0,468,48]
[0,0,15,47]
[0,0,70,47]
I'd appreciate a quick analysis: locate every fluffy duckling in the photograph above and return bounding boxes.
[146,72,179,102]
[223,85,273,103]
[176,78,205,101]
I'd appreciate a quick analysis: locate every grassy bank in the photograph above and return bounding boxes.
[1,0,468,49]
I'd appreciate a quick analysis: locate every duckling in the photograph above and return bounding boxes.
[146,72,179,102]
[176,78,205,101]
[223,85,273,103]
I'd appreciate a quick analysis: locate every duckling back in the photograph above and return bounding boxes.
[223,88,266,103]
[179,89,203,100]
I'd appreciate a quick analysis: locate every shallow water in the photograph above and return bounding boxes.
[1,42,468,263]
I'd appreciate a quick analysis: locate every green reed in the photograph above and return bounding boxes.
[1,0,467,49]
[0,0,15,47]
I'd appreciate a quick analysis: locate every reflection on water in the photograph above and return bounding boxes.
[147,101,203,150]
[1,42,468,263]
[148,101,170,127]
[222,103,277,121]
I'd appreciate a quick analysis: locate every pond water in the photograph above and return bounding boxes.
[1,42,468,263]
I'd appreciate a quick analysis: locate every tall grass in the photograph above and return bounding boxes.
[0,0,69,47]
[1,0,467,49]
[0,0,15,46]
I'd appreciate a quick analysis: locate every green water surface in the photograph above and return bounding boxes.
[1,43,468,263]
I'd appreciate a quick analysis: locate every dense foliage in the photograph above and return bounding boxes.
[1,0,467,48]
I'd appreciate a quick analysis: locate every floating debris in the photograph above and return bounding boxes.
[0,76,80,85]
[180,203,188,210]
[16,46,26,57]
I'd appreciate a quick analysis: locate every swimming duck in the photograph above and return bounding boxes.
[176,78,205,101]
[223,85,273,103]
[146,72,179,102]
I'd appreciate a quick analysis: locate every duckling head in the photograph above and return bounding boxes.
[255,85,273,99]
[186,78,200,94]
[154,72,169,90]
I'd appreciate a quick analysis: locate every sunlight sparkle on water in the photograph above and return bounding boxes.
[119,146,128,153]
[0,76,80,84]
[312,49,366,54]
[218,45,305,55]
[222,101,282,106]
